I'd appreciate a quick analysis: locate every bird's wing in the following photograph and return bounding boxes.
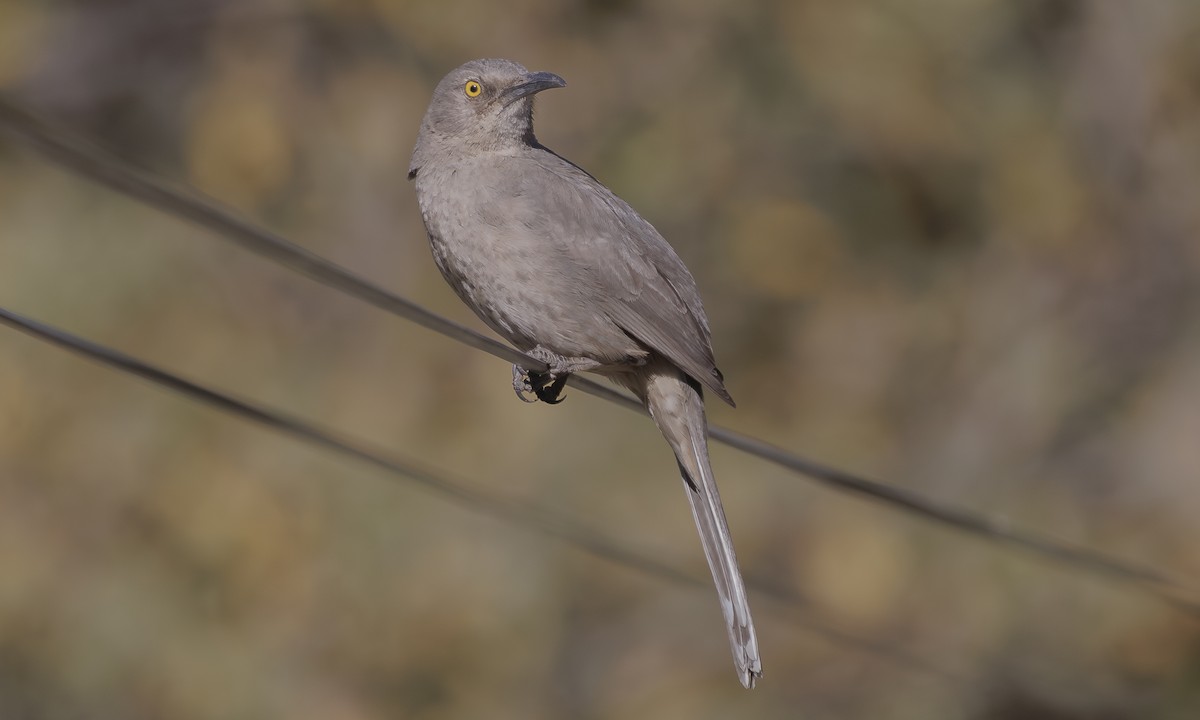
[521,150,734,405]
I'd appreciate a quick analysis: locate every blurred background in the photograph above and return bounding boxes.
[2,0,1199,717]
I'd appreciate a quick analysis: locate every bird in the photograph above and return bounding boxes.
[409,58,761,688]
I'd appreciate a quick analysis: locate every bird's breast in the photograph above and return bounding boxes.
[412,155,644,364]
[415,161,550,347]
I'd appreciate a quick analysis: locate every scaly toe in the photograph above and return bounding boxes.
[512,364,537,403]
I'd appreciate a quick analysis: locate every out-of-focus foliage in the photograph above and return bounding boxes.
[2,0,1199,717]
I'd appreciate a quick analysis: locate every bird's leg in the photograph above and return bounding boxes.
[512,346,601,405]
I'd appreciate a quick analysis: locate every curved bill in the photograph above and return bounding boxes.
[500,71,567,106]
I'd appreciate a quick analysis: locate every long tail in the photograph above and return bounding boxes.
[630,361,762,688]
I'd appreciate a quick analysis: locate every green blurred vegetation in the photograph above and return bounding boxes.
[2,0,1200,717]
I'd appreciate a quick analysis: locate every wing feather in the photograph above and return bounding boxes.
[517,149,734,405]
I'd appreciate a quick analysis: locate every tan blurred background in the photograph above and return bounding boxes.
[2,0,1200,717]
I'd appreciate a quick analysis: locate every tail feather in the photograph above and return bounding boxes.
[634,362,762,688]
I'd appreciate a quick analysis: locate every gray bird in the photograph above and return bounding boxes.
[409,58,761,688]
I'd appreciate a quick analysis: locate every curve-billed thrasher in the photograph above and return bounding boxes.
[409,58,761,688]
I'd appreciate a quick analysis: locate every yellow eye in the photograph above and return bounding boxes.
[464,80,482,97]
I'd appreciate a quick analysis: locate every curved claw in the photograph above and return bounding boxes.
[533,373,569,404]
[512,364,538,403]
[512,359,571,405]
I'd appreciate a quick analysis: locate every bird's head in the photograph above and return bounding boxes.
[410,58,565,175]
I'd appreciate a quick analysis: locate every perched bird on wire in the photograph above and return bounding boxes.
[409,58,761,688]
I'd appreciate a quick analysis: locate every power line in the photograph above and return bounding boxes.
[0,304,961,681]
[0,95,1196,616]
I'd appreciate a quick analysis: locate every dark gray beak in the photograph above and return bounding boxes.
[500,71,567,105]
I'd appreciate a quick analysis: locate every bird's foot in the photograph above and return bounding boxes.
[511,362,567,404]
[511,347,600,405]
[512,364,539,403]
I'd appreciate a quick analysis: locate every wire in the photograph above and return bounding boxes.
[1,95,1196,617]
[0,304,961,681]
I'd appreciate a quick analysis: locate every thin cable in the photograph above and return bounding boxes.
[0,305,961,681]
[0,99,541,372]
[1,96,1196,615]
